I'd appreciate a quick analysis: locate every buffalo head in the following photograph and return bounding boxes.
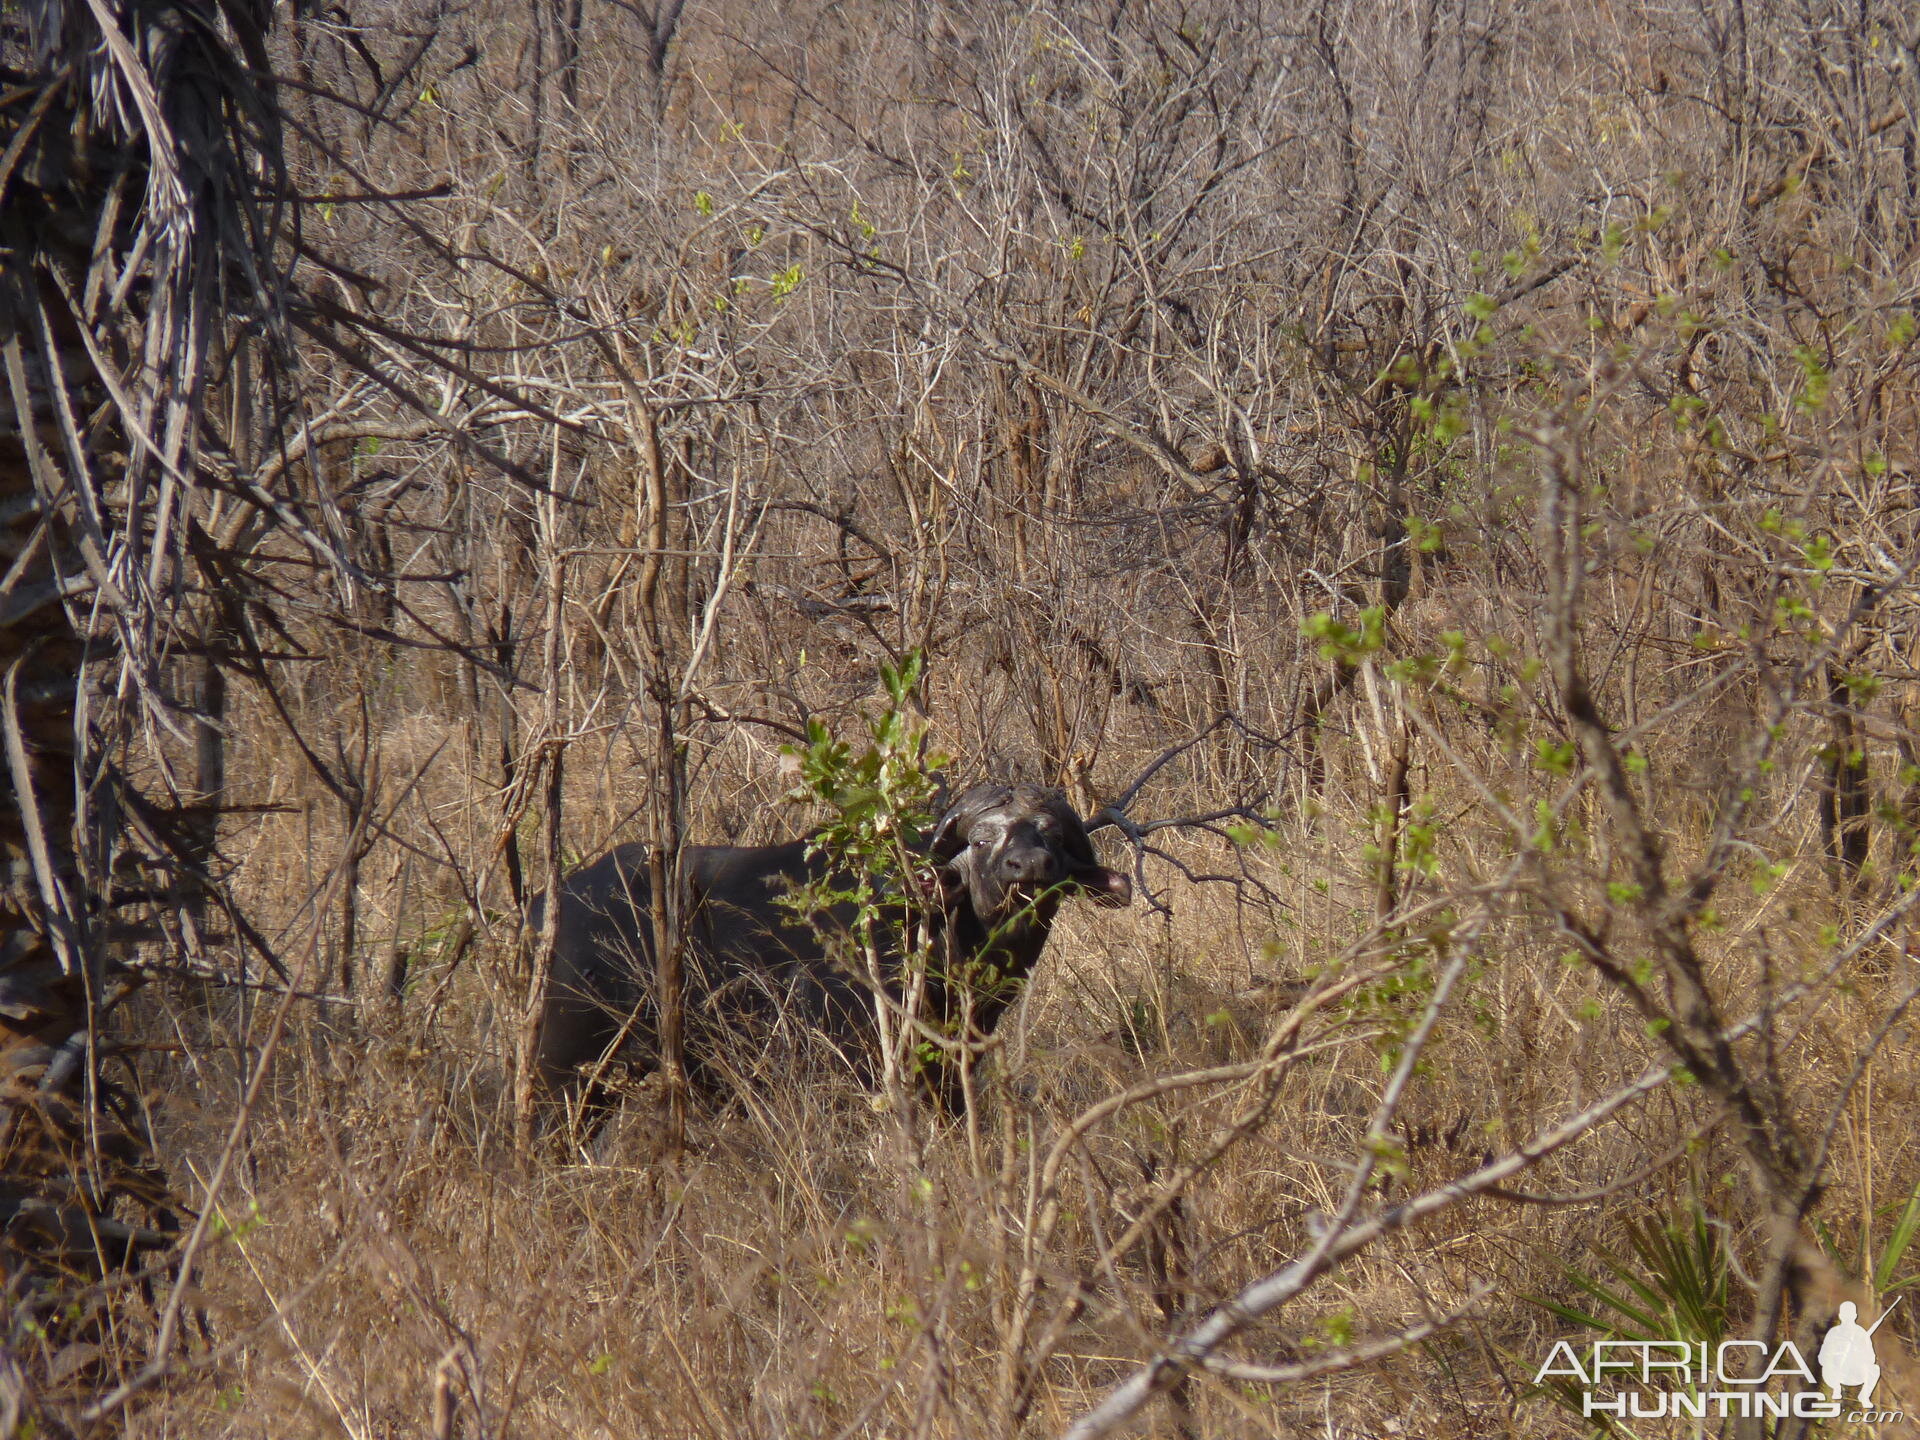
[927,783,1132,920]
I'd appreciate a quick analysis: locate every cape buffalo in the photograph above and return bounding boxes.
[537,783,1132,1110]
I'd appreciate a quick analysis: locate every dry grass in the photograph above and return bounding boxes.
[107,689,1920,1437]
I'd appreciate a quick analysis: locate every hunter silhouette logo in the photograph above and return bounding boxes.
[1535,1301,1904,1424]
[1819,1301,1888,1407]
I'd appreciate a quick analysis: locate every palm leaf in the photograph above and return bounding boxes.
[1,0,313,1421]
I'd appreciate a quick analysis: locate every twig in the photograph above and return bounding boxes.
[1200,1283,1495,1381]
[1059,1060,1679,1440]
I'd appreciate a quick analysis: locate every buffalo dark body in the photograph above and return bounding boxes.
[538,784,1131,1104]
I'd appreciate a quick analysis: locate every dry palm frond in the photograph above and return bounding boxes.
[1,0,326,1418]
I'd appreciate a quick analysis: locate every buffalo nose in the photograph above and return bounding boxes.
[1003,849,1060,886]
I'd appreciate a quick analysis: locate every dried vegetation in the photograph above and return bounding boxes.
[14,0,1920,1435]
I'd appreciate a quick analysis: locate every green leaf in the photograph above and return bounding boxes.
[1875,1183,1920,1291]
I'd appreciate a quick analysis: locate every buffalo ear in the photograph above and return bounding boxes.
[1074,864,1133,908]
[911,863,965,909]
